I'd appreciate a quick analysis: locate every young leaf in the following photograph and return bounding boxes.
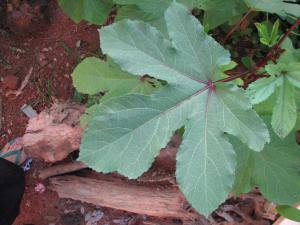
[247,44,300,138]
[255,20,280,47]
[255,22,272,46]
[232,117,300,206]
[80,2,269,216]
[270,19,280,45]
[57,0,114,25]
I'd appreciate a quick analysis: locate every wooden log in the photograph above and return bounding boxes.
[49,175,197,221]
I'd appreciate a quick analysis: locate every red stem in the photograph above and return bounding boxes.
[275,17,300,50]
[213,71,250,83]
[215,17,300,84]
[253,17,300,71]
[222,9,253,44]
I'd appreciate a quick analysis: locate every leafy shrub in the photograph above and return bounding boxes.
[63,0,300,218]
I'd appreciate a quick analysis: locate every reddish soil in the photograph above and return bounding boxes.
[0,0,99,147]
[0,1,279,225]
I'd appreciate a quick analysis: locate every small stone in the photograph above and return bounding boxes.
[2,75,19,90]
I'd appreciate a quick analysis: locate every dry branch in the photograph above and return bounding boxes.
[39,146,177,180]
[49,175,197,221]
[39,161,87,179]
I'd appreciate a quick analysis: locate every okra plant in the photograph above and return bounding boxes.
[60,0,300,218]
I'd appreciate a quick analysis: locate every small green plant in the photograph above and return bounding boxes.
[255,19,280,47]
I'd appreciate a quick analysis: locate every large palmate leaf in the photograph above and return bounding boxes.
[58,0,114,24]
[232,117,300,205]
[79,2,269,215]
[247,42,300,138]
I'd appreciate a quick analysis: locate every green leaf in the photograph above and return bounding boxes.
[247,76,279,104]
[114,0,202,36]
[115,5,168,36]
[216,61,243,86]
[114,0,171,18]
[248,42,300,138]
[114,0,202,18]
[80,104,97,128]
[72,57,161,101]
[277,205,300,222]
[72,57,161,127]
[57,0,114,25]
[270,19,280,45]
[255,20,280,47]
[198,0,300,30]
[255,22,271,46]
[271,76,297,139]
[101,10,230,82]
[254,88,278,115]
[244,0,300,19]
[80,2,269,216]
[200,0,248,30]
[232,117,300,205]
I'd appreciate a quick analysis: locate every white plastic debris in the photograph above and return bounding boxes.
[21,104,37,118]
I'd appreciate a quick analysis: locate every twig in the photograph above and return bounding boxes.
[39,161,87,180]
[6,67,33,97]
[222,9,253,44]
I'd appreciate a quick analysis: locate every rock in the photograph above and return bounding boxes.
[2,75,19,90]
[22,102,85,162]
